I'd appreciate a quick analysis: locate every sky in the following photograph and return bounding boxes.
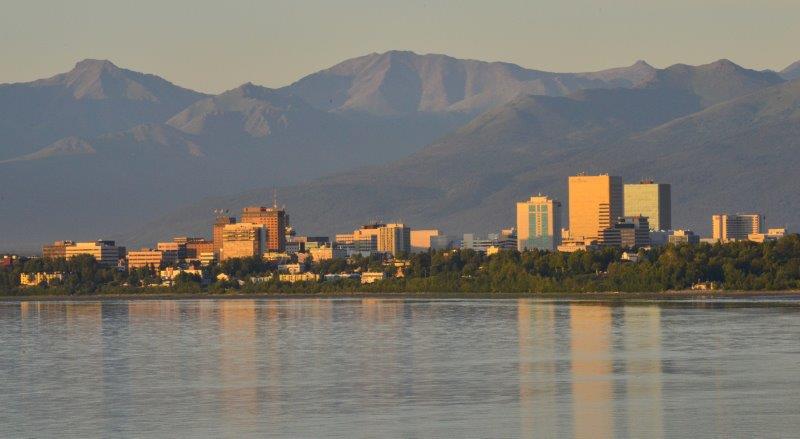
[1,0,799,93]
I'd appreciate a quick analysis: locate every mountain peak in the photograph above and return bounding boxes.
[707,58,743,71]
[73,58,119,71]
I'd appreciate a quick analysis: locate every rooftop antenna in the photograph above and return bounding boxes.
[273,188,278,209]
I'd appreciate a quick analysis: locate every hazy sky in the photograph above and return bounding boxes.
[1,0,798,93]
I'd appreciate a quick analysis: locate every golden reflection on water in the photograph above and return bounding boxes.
[127,300,179,323]
[570,304,613,439]
[361,298,405,323]
[219,300,258,428]
[624,306,664,438]
[518,300,559,437]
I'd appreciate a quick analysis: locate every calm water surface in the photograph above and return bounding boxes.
[1,298,799,438]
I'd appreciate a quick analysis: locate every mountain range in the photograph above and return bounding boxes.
[0,52,798,251]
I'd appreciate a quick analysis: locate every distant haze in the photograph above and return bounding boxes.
[2,0,800,93]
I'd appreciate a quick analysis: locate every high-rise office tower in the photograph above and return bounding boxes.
[624,181,671,231]
[241,205,287,252]
[516,195,562,251]
[568,174,623,241]
[711,214,764,242]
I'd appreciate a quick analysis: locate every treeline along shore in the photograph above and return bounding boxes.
[6,235,800,297]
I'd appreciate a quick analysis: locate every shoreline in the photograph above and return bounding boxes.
[4,290,800,303]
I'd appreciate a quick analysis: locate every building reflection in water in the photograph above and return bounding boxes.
[623,305,664,438]
[358,299,407,401]
[570,304,614,439]
[219,300,258,429]
[517,300,559,437]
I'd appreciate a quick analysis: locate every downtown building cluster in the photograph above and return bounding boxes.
[29,173,788,284]
[510,174,785,253]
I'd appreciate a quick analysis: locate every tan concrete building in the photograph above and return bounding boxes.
[220,223,265,261]
[517,195,562,251]
[378,223,411,256]
[624,181,671,231]
[127,249,165,270]
[65,241,121,266]
[568,174,623,242]
[241,205,287,252]
[410,229,441,252]
[712,214,764,242]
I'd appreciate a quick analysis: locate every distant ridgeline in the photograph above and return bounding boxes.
[4,235,800,295]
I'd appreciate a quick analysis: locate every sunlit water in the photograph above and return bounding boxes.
[1,298,799,438]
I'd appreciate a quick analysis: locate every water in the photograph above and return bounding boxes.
[1,298,799,438]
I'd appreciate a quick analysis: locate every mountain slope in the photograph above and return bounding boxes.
[781,60,800,81]
[282,50,657,116]
[124,70,799,245]
[0,59,206,160]
[0,82,466,249]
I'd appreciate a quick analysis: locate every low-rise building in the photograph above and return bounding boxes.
[310,245,347,261]
[621,252,641,263]
[127,248,164,269]
[0,255,15,268]
[199,252,216,266]
[263,252,292,262]
[462,229,517,252]
[20,272,63,287]
[599,216,650,248]
[557,239,601,253]
[159,267,203,281]
[323,273,360,281]
[278,263,303,274]
[748,228,786,243]
[278,272,320,283]
[360,271,387,284]
[65,240,121,266]
[669,230,700,245]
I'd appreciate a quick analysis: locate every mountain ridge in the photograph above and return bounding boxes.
[281,50,659,116]
[118,64,795,245]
